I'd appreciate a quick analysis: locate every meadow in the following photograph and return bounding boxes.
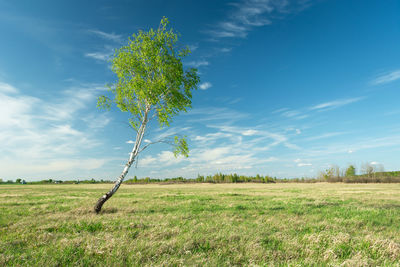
[1,183,399,266]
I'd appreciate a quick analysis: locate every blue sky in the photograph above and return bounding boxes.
[1,0,400,180]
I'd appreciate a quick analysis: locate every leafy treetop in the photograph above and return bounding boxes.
[97,17,199,157]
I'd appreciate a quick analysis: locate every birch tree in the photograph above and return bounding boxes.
[94,17,199,213]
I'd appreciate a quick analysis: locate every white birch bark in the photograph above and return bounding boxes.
[94,106,150,213]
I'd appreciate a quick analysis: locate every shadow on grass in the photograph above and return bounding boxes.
[98,207,118,214]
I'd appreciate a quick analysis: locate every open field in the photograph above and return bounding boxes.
[1,183,400,266]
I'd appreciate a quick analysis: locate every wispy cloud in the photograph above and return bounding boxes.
[186,60,209,68]
[206,124,299,151]
[304,132,347,141]
[88,29,123,43]
[85,51,112,61]
[371,69,400,85]
[188,44,199,52]
[220,47,232,53]
[281,110,301,118]
[0,82,18,93]
[199,82,212,90]
[208,0,312,39]
[310,97,364,111]
[185,107,248,122]
[273,107,308,120]
[0,81,111,179]
[298,163,312,167]
[302,134,400,159]
[85,44,115,62]
[272,107,290,114]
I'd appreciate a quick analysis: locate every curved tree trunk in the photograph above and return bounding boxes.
[94,108,149,214]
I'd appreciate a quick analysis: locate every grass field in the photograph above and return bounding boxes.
[1,183,400,266]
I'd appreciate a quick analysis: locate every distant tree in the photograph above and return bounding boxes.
[361,162,374,177]
[196,174,204,182]
[345,165,356,177]
[319,167,335,180]
[16,178,21,184]
[94,17,199,213]
[332,164,341,178]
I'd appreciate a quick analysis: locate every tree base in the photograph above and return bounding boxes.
[94,193,111,214]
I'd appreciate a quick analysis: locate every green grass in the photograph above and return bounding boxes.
[1,183,400,266]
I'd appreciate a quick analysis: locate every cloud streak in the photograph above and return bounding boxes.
[371,69,400,85]
[185,60,209,68]
[310,97,364,111]
[88,29,123,43]
[208,0,312,39]
[85,52,112,61]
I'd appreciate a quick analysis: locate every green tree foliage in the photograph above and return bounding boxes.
[345,165,356,177]
[98,17,199,154]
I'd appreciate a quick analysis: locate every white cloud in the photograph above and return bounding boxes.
[186,60,209,68]
[85,51,112,61]
[304,132,347,141]
[52,124,82,136]
[0,158,107,177]
[310,97,364,111]
[303,134,400,159]
[220,47,232,53]
[272,107,289,114]
[282,110,301,118]
[159,151,184,165]
[371,69,400,85]
[126,140,135,144]
[140,151,183,167]
[185,107,248,122]
[144,143,280,178]
[207,124,298,152]
[298,163,312,167]
[194,132,233,143]
[88,29,123,43]
[242,129,258,136]
[140,155,157,166]
[199,82,212,90]
[208,0,311,39]
[0,82,18,93]
[0,81,110,179]
[81,113,110,129]
[273,108,308,120]
[216,22,248,38]
[188,44,198,52]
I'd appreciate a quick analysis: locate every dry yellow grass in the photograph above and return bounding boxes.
[1,183,400,266]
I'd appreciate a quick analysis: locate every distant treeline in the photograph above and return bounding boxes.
[0,174,278,185]
[125,173,277,184]
[316,163,400,183]
[2,169,400,184]
[0,178,114,185]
